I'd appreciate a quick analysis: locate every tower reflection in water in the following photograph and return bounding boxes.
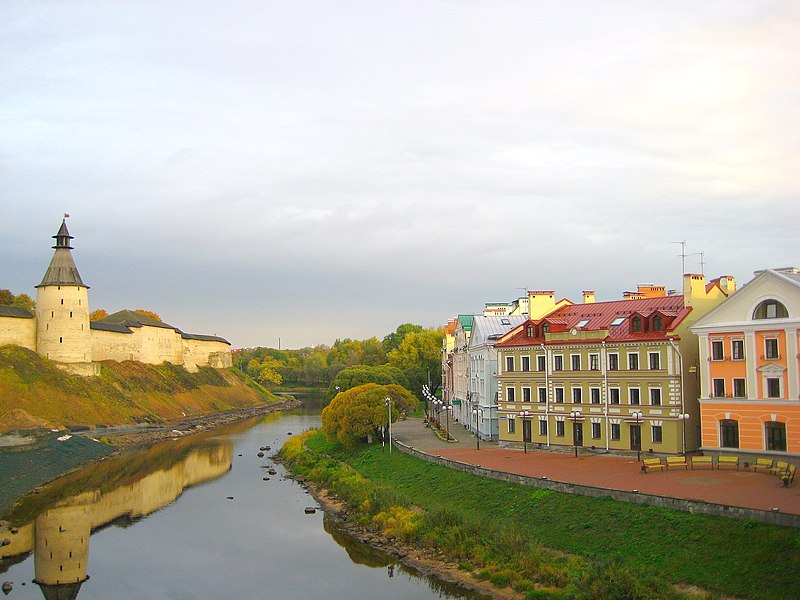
[1,434,233,599]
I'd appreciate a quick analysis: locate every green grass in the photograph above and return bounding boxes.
[285,431,800,600]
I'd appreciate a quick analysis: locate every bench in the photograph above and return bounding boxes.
[769,460,789,476]
[717,455,739,470]
[666,456,688,470]
[691,455,713,469]
[642,457,665,473]
[753,458,774,472]
[781,465,796,487]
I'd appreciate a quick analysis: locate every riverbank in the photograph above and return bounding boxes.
[0,399,300,517]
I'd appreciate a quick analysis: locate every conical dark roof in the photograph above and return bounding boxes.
[36,220,88,288]
[36,580,85,600]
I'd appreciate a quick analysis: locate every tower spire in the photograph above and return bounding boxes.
[37,219,87,288]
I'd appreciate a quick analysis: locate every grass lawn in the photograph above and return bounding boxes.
[296,432,800,600]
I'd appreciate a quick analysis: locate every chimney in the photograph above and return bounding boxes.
[683,273,706,307]
[582,290,596,304]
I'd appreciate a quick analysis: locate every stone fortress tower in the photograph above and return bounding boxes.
[35,219,92,367]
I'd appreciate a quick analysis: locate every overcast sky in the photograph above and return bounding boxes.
[2,1,798,349]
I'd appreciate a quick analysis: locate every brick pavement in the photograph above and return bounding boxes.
[392,418,800,515]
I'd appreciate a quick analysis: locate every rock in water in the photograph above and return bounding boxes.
[2,581,12,595]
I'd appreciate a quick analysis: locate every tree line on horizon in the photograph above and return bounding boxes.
[233,323,444,399]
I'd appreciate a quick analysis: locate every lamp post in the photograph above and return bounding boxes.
[385,397,392,454]
[519,409,532,453]
[678,413,690,455]
[569,410,582,458]
[444,403,452,441]
[472,407,484,449]
[631,410,643,461]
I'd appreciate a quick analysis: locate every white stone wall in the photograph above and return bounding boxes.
[91,329,140,362]
[0,316,37,350]
[183,339,233,369]
[35,285,92,363]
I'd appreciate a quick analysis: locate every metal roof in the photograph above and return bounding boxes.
[0,305,34,319]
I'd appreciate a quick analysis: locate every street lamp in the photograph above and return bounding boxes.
[519,409,532,453]
[569,410,582,458]
[385,397,392,454]
[678,413,690,455]
[630,410,643,461]
[472,406,484,449]
[444,402,452,441]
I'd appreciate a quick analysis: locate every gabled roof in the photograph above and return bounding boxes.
[497,295,690,347]
[470,315,527,346]
[0,305,35,319]
[93,309,176,330]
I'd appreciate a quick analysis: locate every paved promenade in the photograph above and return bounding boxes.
[392,418,800,516]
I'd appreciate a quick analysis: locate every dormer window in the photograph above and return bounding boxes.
[542,323,550,333]
[526,324,533,338]
[631,317,642,332]
[653,315,663,331]
[753,299,788,320]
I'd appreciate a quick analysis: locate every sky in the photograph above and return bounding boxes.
[1,1,798,349]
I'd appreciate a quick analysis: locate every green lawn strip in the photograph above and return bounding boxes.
[295,431,800,600]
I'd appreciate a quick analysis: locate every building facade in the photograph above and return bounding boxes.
[495,274,735,456]
[690,268,800,458]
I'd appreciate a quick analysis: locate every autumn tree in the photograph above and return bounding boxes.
[0,289,35,311]
[327,365,409,400]
[135,309,162,322]
[321,383,417,447]
[382,323,423,354]
[388,327,444,396]
[89,309,108,321]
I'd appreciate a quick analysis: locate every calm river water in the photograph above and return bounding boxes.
[0,394,484,599]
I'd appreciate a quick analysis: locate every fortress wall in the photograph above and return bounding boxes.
[0,316,37,351]
[136,326,184,366]
[91,329,140,362]
[183,339,232,369]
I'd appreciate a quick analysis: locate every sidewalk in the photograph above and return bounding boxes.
[392,418,800,516]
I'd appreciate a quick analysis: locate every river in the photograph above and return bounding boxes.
[0,393,484,599]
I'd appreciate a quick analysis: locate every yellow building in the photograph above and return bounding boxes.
[496,274,734,456]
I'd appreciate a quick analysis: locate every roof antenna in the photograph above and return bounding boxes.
[691,251,706,275]
[670,240,687,280]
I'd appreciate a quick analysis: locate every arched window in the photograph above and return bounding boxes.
[526,325,533,338]
[753,299,788,320]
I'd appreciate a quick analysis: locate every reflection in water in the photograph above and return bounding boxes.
[1,435,233,599]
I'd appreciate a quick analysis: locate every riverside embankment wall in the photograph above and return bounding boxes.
[393,440,800,529]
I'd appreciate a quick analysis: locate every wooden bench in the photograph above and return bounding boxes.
[781,465,796,487]
[666,456,688,470]
[769,460,789,476]
[717,455,739,470]
[642,457,665,473]
[691,455,713,469]
[753,457,774,472]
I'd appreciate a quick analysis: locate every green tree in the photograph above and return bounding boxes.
[382,323,424,354]
[327,365,410,399]
[387,328,444,396]
[0,289,35,311]
[322,383,417,447]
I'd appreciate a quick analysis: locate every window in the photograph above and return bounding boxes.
[712,378,725,398]
[731,340,744,360]
[610,389,620,404]
[555,388,564,403]
[649,352,660,370]
[720,419,739,448]
[652,315,663,331]
[632,317,642,332]
[652,425,663,443]
[554,355,563,371]
[711,340,724,361]
[508,419,516,434]
[590,388,600,404]
[610,317,625,326]
[753,299,788,320]
[765,421,787,451]
[572,388,582,403]
[522,387,532,402]
[506,356,515,372]
[506,387,516,402]
[592,422,601,439]
[733,378,746,398]
[767,377,781,398]
[526,324,534,337]
[556,421,565,436]
[577,319,590,328]
[538,388,547,403]
[539,420,548,435]
[650,388,661,406]
[764,338,779,360]
[571,354,581,371]
[611,423,621,440]
[608,353,619,370]
[537,355,546,371]
[589,354,599,370]
[521,356,530,372]
[629,388,640,405]
[628,353,639,370]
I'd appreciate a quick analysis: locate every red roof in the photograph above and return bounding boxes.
[497,295,691,347]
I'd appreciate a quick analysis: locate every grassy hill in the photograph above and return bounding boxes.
[0,345,278,431]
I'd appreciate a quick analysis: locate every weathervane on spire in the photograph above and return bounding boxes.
[64,213,70,218]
